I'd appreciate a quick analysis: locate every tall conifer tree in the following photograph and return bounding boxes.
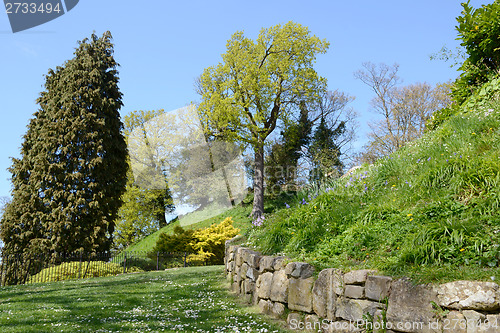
[0,31,127,259]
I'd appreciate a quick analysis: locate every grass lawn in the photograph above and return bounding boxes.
[0,266,291,332]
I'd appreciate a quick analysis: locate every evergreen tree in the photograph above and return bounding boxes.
[308,116,345,186]
[0,31,127,263]
[265,102,312,192]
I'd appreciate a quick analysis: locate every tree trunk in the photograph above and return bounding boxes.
[251,144,265,219]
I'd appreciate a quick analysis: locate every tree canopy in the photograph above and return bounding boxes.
[196,22,329,218]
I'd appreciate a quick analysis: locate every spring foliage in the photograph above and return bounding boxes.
[152,217,240,265]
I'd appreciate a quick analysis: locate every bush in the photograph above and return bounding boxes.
[28,261,143,283]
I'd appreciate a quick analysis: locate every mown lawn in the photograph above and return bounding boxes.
[0,266,290,332]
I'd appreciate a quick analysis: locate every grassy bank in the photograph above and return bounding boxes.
[248,93,500,284]
[0,266,291,332]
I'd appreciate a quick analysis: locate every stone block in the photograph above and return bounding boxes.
[273,256,287,271]
[335,298,382,322]
[256,272,273,300]
[289,277,315,313]
[235,248,244,267]
[246,267,259,282]
[345,285,365,299]
[271,302,286,319]
[258,298,272,315]
[287,312,303,330]
[365,275,392,302]
[313,269,336,320]
[242,280,256,295]
[386,278,440,333]
[259,256,275,272]
[270,269,289,303]
[343,269,377,285]
[443,311,466,333]
[304,314,321,332]
[437,281,500,311]
[241,262,249,280]
[231,281,241,294]
[286,262,315,279]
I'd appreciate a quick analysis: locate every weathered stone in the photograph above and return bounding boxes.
[227,260,235,273]
[246,267,259,281]
[228,252,235,262]
[437,281,500,311]
[304,314,321,332]
[271,302,286,318]
[273,256,287,271]
[270,269,289,303]
[313,269,335,319]
[386,278,440,333]
[241,262,249,280]
[335,298,382,322]
[259,256,275,273]
[484,314,500,333]
[285,262,315,279]
[287,312,303,330]
[365,275,392,302]
[231,281,241,294]
[443,311,466,333]
[258,298,272,315]
[332,269,344,296]
[256,272,273,300]
[246,252,261,268]
[343,269,377,285]
[345,285,365,299]
[235,248,244,267]
[242,280,255,295]
[285,262,296,276]
[289,277,315,313]
[463,310,485,333]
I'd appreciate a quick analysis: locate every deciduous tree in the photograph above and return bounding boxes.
[355,63,451,163]
[196,22,329,218]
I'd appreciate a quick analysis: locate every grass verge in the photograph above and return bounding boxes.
[0,266,291,332]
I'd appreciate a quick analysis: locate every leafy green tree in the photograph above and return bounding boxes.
[0,31,127,264]
[151,226,197,254]
[114,110,176,249]
[454,0,500,105]
[196,22,329,218]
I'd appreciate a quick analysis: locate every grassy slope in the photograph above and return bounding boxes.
[250,97,500,283]
[0,266,291,333]
[124,193,289,253]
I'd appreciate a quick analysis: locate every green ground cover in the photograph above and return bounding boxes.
[247,88,500,284]
[0,266,291,333]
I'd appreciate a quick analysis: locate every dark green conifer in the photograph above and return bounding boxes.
[0,31,127,263]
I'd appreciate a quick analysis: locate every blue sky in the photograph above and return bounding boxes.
[0,0,491,199]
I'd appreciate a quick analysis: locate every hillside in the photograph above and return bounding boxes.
[124,193,289,253]
[248,79,500,283]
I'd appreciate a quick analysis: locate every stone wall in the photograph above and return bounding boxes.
[225,243,500,332]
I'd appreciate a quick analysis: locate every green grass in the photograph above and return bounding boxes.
[125,192,290,254]
[0,266,291,332]
[248,85,500,284]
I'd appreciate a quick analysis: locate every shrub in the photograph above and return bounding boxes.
[28,261,143,283]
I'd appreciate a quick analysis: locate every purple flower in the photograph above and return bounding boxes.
[427,157,431,161]
[417,159,421,163]
[285,202,290,209]
[301,198,307,205]
[252,215,265,227]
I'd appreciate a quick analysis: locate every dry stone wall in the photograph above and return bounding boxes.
[225,242,500,332]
